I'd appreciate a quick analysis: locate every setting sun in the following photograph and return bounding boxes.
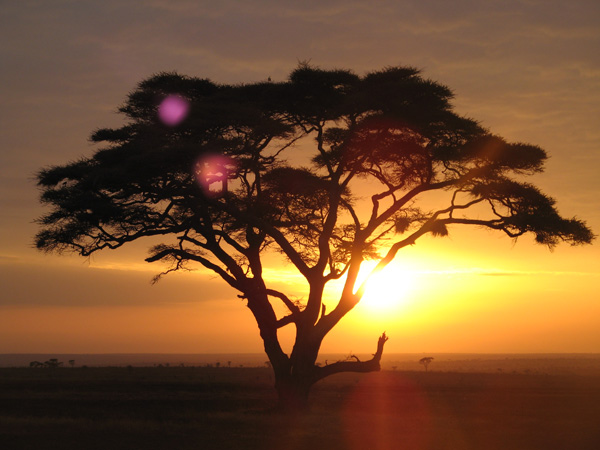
[355,261,417,317]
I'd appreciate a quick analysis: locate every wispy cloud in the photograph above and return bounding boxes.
[0,255,21,264]
[417,268,600,277]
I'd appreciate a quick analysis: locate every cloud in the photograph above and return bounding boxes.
[0,261,237,307]
[0,255,21,264]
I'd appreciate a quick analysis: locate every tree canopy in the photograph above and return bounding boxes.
[36,64,594,409]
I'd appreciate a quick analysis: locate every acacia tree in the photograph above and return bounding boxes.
[36,65,593,409]
[419,357,434,372]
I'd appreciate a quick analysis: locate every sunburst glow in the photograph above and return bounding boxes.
[355,261,417,316]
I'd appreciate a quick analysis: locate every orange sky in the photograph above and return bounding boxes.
[1,0,599,354]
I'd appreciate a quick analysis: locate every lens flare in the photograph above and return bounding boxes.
[342,372,432,450]
[158,95,189,126]
[194,154,237,196]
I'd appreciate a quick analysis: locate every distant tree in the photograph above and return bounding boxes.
[44,359,63,368]
[35,64,593,410]
[68,359,75,368]
[29,361,43,368]
[419,357,434,372]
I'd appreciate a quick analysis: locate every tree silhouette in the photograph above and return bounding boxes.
[44,359,63,368]
[419,356,434,372]
[35,64,593,410]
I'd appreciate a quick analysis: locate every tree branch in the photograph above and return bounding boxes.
[266,289,301,315]
[213,199,313,279]
[145,248,241,290]
[365,167,490,235]
[314,333,388,382]
[276,314,296,328]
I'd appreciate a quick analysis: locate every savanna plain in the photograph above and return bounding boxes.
[1,359,599,450]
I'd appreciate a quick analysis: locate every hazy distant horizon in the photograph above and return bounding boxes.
[3,352,600,375]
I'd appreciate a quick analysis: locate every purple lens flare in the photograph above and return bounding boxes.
[158,95,189,126]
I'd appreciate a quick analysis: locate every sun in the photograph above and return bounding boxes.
[355,261,416,317]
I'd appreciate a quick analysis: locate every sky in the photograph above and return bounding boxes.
[1,0,599,355]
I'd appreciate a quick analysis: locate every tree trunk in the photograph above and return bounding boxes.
[270,332,389,411]
[275,374,312,411]
[245,286,389,411]
[272,338,319,411]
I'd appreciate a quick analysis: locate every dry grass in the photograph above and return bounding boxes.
[1,366,599,450]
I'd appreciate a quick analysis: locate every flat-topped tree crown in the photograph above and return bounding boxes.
[36,64,593,410]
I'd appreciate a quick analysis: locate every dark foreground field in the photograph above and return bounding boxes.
[1,367,599,450]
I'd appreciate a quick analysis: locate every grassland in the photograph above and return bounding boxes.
[1,366,599,450]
